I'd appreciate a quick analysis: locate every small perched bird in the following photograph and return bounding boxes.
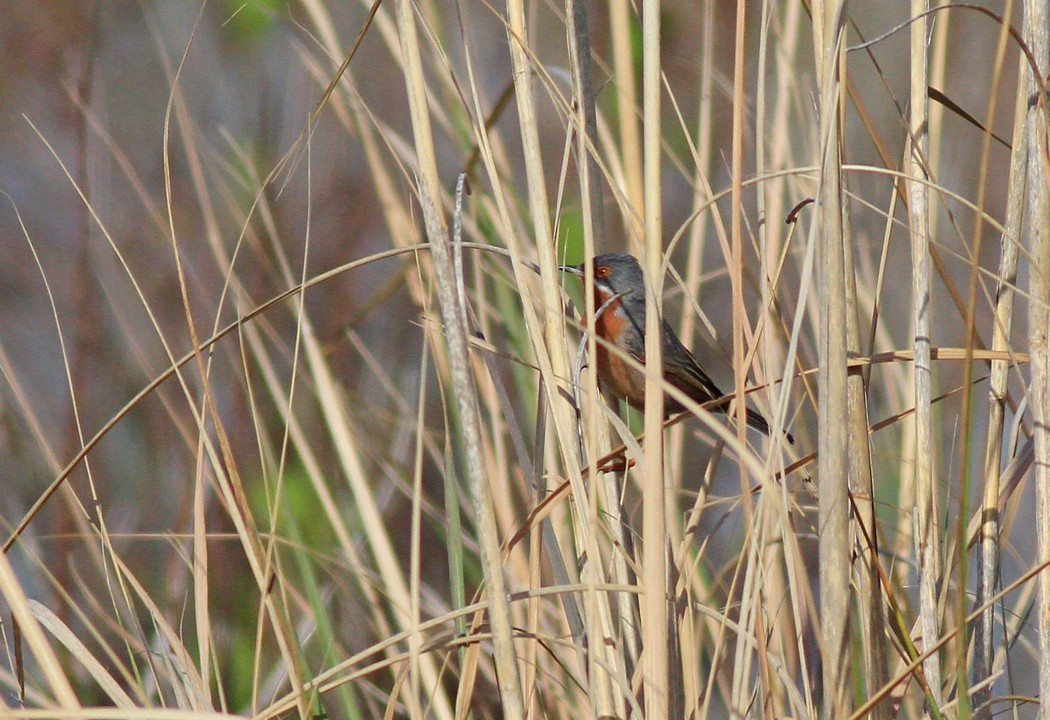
[561,253,792,443]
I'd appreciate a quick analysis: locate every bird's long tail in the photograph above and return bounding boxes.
[745,408,794,445]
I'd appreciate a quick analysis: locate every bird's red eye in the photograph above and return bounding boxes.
[595,265,611,278]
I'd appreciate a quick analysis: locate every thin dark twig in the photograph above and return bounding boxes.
[849,4,1048,103]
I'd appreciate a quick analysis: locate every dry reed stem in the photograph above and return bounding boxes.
[565,1,624,715]
[906,0,944,710]
[1023,0,1050,711]
[640,0,669,716]
[843,167,889,718]
[974,38,1028,719]
[727,1,764,715]
[812,0,852,716]
[610,0,643,241]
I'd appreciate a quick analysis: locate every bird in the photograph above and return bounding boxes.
[560,253,792,444]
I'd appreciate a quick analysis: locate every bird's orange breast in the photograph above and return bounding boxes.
[591,293,647,407]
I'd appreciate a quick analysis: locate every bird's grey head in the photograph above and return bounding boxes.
[559,252,652,306]
[585,253,645,298]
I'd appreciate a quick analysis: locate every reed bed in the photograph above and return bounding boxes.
[0,1,1047,718]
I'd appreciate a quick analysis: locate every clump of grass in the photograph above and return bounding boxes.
[1,1,1048,718]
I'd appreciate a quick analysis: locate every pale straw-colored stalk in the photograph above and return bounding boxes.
[727,1,763,715]
[640,2,668,719]
[812,0,851,716]
[609,0,643,241]
[1023,0,1050,712]
[566,1,622,715]
[756,10,816,711]
[948,3,1018,715]
[974,59,1028,720]
[906,0,944,710]
[843,186,889,718]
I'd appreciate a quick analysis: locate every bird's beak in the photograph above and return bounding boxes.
[557,263,583,277]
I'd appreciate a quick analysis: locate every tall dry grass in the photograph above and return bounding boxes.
[0,0,1048,718]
